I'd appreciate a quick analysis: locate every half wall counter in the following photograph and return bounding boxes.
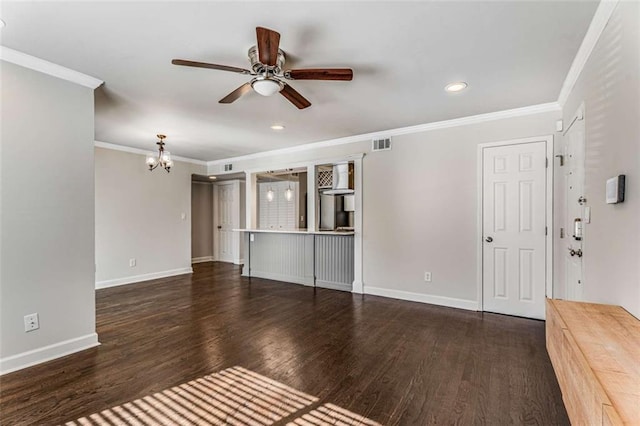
[236,229,355,292]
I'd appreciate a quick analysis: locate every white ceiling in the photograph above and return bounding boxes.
[0,1,598,161]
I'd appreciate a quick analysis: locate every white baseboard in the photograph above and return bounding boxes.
[364,286,478,311]
[248,270,315,287]
[96,267,193,289]
[316,280,352,292]
[233,258,244,266]
[192,256,214,264]
[0,333,100,375]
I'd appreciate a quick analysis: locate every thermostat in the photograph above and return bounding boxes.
[606,175,625,204]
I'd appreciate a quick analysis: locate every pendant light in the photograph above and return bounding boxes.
[145,134,173,172]
[266,186,275,202]
[284,172,293,201]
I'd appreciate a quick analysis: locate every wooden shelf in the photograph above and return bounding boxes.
[546,299,640,425]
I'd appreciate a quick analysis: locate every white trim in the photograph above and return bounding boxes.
[248,271,315,287]
[234,258,244,266]
[316,280,352,292]
[0,333,100,375]
[563,103,585,136]
[95,141,206,166]
[207,103,560,167]
[192,256,214,264]
[476,135,554,313]
[364,287,478,311]
[557,0,619,107]
[95,267,193,289]
[352,157,364,294]
[236,153,365,176]
[0,46,103,89]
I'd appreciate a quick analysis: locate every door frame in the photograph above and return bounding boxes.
[476,135,554,312]
[561,103,586,300]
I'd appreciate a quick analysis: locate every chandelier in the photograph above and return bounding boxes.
[145,134,173,172]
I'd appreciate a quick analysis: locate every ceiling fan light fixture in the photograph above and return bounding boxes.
[252,78,282,97]
[445,82,468,92]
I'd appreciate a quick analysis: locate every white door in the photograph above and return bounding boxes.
[216,182,235,263]
[482,141,547,319]
[563,111,585,301]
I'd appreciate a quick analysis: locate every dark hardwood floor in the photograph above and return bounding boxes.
[0,262,568,425]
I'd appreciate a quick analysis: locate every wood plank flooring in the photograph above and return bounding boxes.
[0,262,569,425]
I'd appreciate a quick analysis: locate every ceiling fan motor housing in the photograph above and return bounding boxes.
[248,45,285,75]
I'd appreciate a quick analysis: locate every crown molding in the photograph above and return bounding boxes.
[0,46,103,89]
[557,0,619,107]
[207,101,560,167]
[94,141,206,166]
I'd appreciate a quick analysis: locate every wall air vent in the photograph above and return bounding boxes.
[224,163,233,172]
[372,137,391,151]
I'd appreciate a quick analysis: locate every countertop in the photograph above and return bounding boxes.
[233,228,354,236]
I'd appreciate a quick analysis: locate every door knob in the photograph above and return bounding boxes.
[575,249,583,258]
[568,248,576,257]
[217,225,222,229]
[485,236,493,243]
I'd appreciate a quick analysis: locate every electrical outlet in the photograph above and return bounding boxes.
[129,258,136,267]
[24,313,39,332]
[424,272,432,282]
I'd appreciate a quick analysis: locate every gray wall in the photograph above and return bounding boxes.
[1,62,97,367]
[559,1,640,318]
[95,148,206,286]
[191,182,213,260]
[211,111,559,304]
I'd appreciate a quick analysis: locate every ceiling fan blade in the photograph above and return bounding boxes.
[280,83,311,109]
[172,59,251,75]
[219,82,253,104]
[285,68,353,81]
[256,27,281,67]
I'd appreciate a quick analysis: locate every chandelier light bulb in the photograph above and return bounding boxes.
[266,187,275,202]
[284,186,293,201]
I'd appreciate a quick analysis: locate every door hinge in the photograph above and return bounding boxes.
[546,157,549,168]
[560,227,565,238]
[545,226,548,236]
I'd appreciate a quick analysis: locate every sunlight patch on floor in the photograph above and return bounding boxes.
[65,366,381,426]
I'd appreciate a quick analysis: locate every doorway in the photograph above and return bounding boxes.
[479,136,553,319]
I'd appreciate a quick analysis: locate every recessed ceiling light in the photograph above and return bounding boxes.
[271,125,285,130]
[445,82,468,92]
[208,176,217,180]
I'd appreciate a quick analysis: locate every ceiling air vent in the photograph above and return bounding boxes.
[224,163,233,172]
[372,137,391,152]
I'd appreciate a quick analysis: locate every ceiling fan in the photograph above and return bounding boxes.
[172,26,353,110]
